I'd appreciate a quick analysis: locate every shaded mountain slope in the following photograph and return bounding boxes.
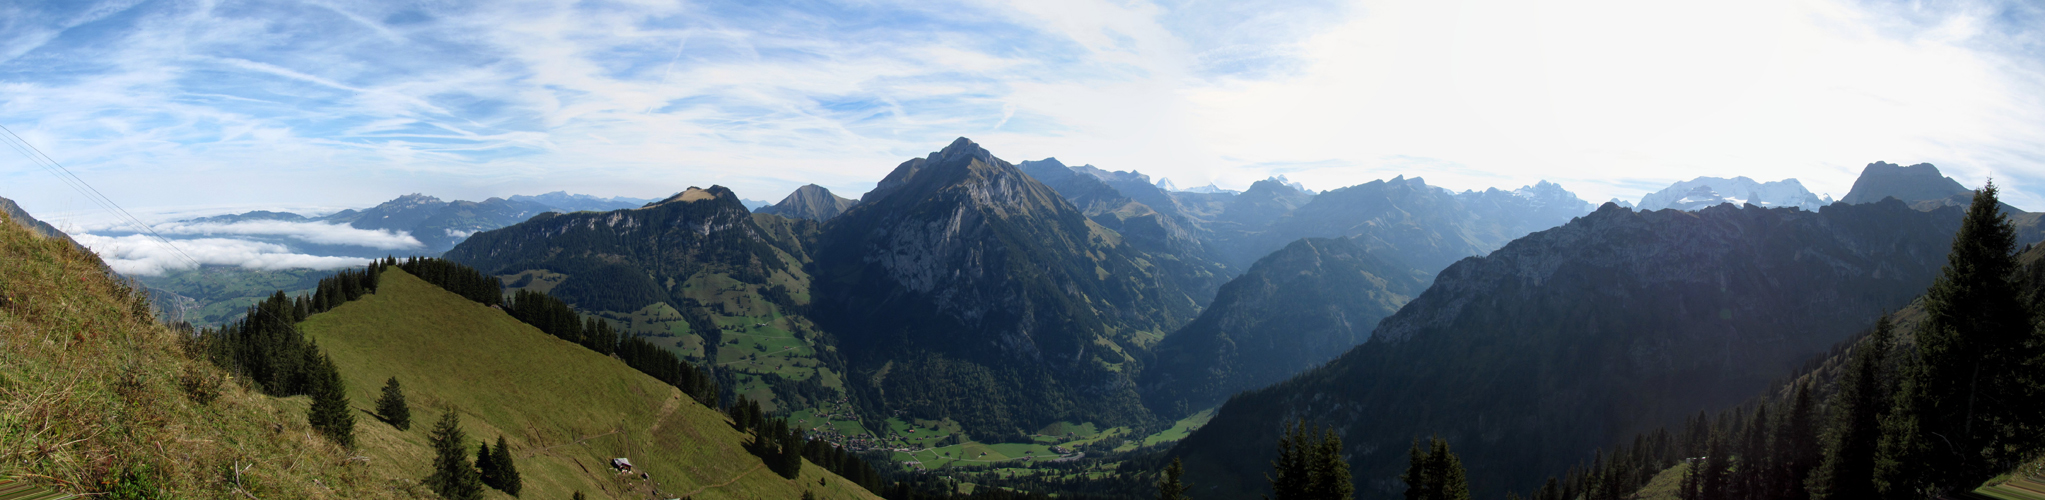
[756,184,858,221]
[1018,158,1231,302]
[303,270,879,500]
[443,186,804,315]
[813,138,1200,439]
[1139,237,1429,418]
[1169,200,1967,499]
[1840,161,1971,205]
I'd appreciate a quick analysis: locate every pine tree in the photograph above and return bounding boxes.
[305,348,355,448]
[1402,440,1429,500]
[1268,420,1309,500]
[1401,437,1466,500]
[493,435,522,496]
[1309,428,1355,500]
[1809,317,1893,500]
[1157,457,1191,500]
[477,441,499,490]
[376,376,411,430]
[1877,181,2032,495]
[1775,383,1818,500]
[425,411,484,500]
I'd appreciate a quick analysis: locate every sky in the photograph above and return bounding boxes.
[4,0,2044,231]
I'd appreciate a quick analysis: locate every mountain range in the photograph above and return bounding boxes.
[1633,176,1833,211]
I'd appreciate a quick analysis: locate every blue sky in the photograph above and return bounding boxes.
[4,0,2044,225]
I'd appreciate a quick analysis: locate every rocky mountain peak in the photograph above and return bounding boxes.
[930,136,997,166]
[1840,161,1971,205]
[757,184,858,221]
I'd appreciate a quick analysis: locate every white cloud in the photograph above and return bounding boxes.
[1,0,2040,215]
[150,220,423,250]
[72,233,372,276]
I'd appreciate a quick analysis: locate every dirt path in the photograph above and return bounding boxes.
[676,463,764,498]
[647,391,683,434]
[523,430,623,458]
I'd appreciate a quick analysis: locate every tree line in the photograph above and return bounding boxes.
[502,287,721,407]
[727,395,886,491]
[194,262,391,448]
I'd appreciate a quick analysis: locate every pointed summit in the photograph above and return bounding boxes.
[1155,177,1180,192]
[930,136,996,166]
[756,184,858,221]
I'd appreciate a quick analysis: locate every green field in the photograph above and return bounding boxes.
[303,270,882,500]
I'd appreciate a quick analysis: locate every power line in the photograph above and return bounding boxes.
[0,123,202,268]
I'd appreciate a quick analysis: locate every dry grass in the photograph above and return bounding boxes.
[0,212,404,498]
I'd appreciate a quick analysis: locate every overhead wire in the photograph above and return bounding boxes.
[0,123,203,269]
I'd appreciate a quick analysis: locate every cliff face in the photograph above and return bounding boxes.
[1170,200,1965,499]
[813,138,1199,439]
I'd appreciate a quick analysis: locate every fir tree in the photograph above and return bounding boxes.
[1309,429,1355,500]
[477,441,499,490]
[1809,317,1893,500]
[1156,457,1191,500]
[305,348,354,448]
[1877,181,2033,495]
[376,376,411,431]
[1775,383,1818,500]
[1402,437,1468,500]
[425,411,484,500]
[1268,420,1309,500]
[493,435,522,496]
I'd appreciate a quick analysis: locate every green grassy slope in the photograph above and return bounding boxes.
[300,269,880,500]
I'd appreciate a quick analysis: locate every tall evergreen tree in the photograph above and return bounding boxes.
[424,411,484,500]
[493,435,522,496]
[1268,420,1309,500]
[1401,436,1467,500]
[476,441,499,490]
[1877,181,2033,495]
[1309,429,1355,500]
[305,348,355,448]
[1157,457,1191,500]
[376,376,411,431]
[1775,383,1819,500]
[1809,317,1894,500]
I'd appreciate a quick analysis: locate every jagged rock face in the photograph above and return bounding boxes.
[814,138,1197,439]
[756,184,858,221]
[1171,200,1966,500]
[1840,161,1971,205]
[444,186,799,312]
[1140,237,1428,418]
[1636,176,1832,212]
